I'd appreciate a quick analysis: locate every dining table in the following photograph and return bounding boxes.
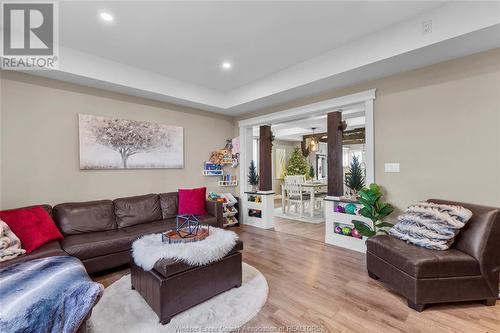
[281,180,328,217]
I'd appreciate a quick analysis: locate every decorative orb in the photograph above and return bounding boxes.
[334,226,342,234]
[345,203,357,215]
[351,228,362,239]
[335,205,345,213]
[342,227,352,236]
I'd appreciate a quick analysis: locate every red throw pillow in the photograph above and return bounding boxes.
[0,206,63,253]
[178,187,208,216]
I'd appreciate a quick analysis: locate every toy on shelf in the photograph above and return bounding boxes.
[247,195,262,203]
[207,192,239,228]
[218,174,238,187]
[206,138,240,185]
[335,205,345,213]
[344,203,357,215]
[248,209,262,218]
[334,222,363,239]
[203,162,223,176]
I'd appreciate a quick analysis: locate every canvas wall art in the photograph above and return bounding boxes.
[79,114,184,169]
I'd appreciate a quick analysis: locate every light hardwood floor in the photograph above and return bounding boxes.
[93,225,500,332]
[274,198,326,242]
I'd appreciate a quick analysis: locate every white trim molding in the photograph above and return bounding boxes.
[238,89,376,128]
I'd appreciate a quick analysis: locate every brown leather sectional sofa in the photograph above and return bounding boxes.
[0,192,224,333]
[0,192,223,273]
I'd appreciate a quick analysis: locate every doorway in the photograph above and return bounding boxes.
[238,89,376,242]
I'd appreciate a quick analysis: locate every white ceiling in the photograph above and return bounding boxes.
[254,104,366,141]
[60,1,443,92]
[28,1,500,115]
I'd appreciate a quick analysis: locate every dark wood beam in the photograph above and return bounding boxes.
[259,125,273,191]
[327,112,343,196]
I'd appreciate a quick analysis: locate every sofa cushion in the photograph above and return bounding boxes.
[366,235,481,278]
[53,200,116,235]
[114,194,162,228]
[159,192,178,219]
[0,241,66,270]
[178,187,207,215]
[389,201,472,250]
[0,206,63,253]
[197,214,218,227]
[122,219,177,241]
[61,230,131,260]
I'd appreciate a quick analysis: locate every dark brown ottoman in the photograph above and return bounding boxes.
[130,240,243,324]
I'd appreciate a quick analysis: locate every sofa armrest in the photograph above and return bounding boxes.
[206,201,224,228]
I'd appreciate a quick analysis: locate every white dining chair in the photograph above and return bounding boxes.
[284,176,309,215]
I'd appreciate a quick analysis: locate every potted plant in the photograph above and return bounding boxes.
[344,155,365,197]
[248,160,259,191]
[352,183,394,237]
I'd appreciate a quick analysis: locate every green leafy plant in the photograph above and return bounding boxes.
[285,147,309,178]
[344,155,365,196]
[248,160,259,186]
[309,165,315,179]
[352,183,394,237]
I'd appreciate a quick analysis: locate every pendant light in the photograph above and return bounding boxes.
[310,127,318,152]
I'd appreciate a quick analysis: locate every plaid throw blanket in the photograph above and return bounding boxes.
[389,202,472,250]
[0,256,103,333]
[0,220,26,262]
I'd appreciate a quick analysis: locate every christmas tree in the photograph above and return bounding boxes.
[248,160,259,186]
[344,155,365,195]
[285,147,309,177]
[309,165,315,179]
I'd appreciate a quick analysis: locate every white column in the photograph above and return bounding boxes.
[239,126,254,225]
[364,99,375,184]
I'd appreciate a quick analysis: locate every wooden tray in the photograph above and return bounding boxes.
[162,227,209,244]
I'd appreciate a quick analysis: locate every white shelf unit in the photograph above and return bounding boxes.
[324,197,373,253]
[218,180,238,187]
[242,191,274,229]
[219,193,239,228]
[203,170,223,176]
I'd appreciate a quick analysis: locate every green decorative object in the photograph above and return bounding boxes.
[285,147,309,178]
[344,203,357,215]
[341,227,352,236]
[309,165,315,179]
[248,160,259,187]
[352,183,394,238]
[344,155,365,196]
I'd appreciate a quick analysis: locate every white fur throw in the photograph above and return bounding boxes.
[389,202,472,250]
[0,219,26,262]
[132,227,238,271]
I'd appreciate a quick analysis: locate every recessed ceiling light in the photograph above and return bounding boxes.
[99,12,114,23]
[222,62,232,70]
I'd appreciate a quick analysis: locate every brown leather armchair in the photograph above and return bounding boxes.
[366,199,500,311]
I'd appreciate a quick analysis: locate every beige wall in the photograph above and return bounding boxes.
[0,72,236,209]
[2,49,499,211]
[238,48,500,212]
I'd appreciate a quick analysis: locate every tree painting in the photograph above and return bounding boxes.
[79,114,183,169]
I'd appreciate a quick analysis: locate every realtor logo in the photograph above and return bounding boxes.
[1,1,59,69]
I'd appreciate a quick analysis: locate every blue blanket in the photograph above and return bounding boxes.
[0,256,103,333]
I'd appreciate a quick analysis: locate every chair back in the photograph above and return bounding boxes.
[428,199,500,294]
[286,182,303,197]
[285,175,305,184]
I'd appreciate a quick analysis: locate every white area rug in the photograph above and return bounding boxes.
[89,263,268,333]
[274,207,325,224]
